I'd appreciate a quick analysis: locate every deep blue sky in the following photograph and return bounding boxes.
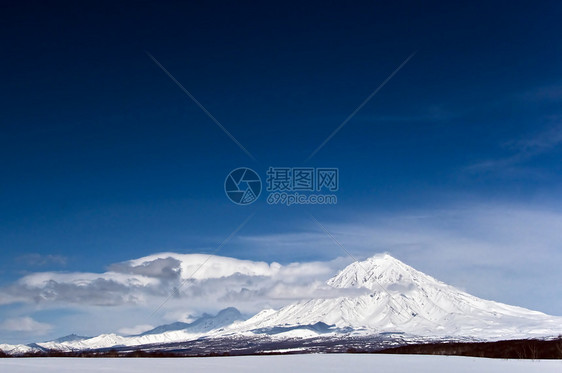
[1,1,562,339]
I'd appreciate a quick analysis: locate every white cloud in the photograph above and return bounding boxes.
[161,310,198,323]
[0,253,345,313]
[0,317,52,335]
[117,324,154,336]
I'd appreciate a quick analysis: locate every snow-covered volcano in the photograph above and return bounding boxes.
[235,254,562,339]
[3,253,562,355]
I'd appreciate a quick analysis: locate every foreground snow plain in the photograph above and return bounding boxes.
[1,354,561,373]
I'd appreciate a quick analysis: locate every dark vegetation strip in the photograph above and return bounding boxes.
[2,337,561,359]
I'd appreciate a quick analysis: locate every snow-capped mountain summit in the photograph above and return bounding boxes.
[327,253,436,290]
[237,254,562,339]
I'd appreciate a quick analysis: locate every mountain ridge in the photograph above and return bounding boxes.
[2,253,561,355]
[139,307,244,336]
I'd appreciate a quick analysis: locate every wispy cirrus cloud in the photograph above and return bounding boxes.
[507,121,562,153]
[466,119,562,173]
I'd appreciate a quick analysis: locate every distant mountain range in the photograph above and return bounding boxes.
[2,254,561,355]
[139,307,244,336]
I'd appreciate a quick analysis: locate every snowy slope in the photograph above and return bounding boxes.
[36,330,194,352]
[234,254,562,339]
[0,343,39,355]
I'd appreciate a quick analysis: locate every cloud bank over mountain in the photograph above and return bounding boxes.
[2,202,562,344]
[0,254,355,309]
